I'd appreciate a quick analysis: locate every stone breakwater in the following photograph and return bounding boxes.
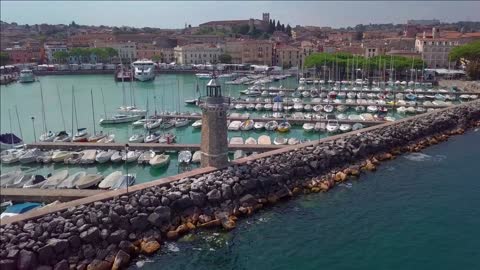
[1,101,479,270]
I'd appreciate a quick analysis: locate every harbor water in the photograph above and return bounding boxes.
[136,129,480,270]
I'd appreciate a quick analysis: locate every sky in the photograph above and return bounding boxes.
[1,1,479,29]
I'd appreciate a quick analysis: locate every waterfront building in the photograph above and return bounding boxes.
[93,41,137,63]
[240,40,273,66]
[67,32,114,47]
[173,44,223,65]
[137,43,175,63]
[274,44,300,68]
[3,45,41,64]
[224,41,244,64]
[43,42,68,63]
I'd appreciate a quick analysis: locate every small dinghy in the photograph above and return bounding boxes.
[229,137,244,145]
[97,134,115,143]
[144,119,162,130]
[95,150,116,163]
[41,170,69,189]
[274,137,288,145]
[52,151,73,163]
[240,120,254,131]
[57,172,86,189]
[0,202,42,219]
[1,171,24,187]
[159,133,176,144]
[36,151,53,164]
[80,150,97,164]
[233,150,245,160]
[245,137,257,144]
[339,124,352,132]
[110,151,123,163]
[19,149,42,164]
[5,174,33,188]
[302,123,315,132]
[315,122,326,131]
[138,150,156,164]
[23,175,47,189]
[265,121,278,131]
[178,151,192,164]
[1,149,25,164]
[192,120,202,129]
[98,171,123,189]
[191,151,202,163]
[110,174,136,190]
[352,123,364,131]
[174,118,190,128]
[123,150,142,163]
[144,132,161,143]
[258,135,271,145]
[149,154,170,168]
[277,122,291,133]
[324,104,334,113]
[326,120,340,133]
[64,152,84,165]
[129,133,145,143]
[76,174,104,189]
[254,122,265,130]
[228,121,242,131]
[288,138,300,145]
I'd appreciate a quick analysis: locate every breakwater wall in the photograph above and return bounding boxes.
[1,100,480,270]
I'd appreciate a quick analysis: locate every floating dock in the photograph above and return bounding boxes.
[257,88,479,95]
[0,188,103,203]
[230,100,454,109]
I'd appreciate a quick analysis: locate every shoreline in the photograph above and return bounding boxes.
[1,100,479,270]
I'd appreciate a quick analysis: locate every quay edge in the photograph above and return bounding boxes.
[1,100,479,270]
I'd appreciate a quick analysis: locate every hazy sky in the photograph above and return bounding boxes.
[1,1,479,29]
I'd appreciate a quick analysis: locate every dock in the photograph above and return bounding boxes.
[230,100,454,109]
[26,142,286,152]
[0,188,103,203]
[255,88,479,95]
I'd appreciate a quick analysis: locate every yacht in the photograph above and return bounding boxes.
[18,69,35,83]
[132,59,156,81]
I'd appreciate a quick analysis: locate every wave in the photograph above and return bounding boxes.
[404,153,446,162]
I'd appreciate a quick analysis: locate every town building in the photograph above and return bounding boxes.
[3,45,41,64]
[136,43,175,63]
[240,40,273,65]
[224,41,244,64]
[274,44,300,68]
[198,13,270,32]
[93,41,137,63]
[43,42,68,63]
[173,44,223,65]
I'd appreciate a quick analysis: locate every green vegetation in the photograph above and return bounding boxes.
[151,55,162,62]
[449,40,480,80]
[218,54,232,64]
[0,52,9,65]
[304,52,425,72]
[52,47,117,63]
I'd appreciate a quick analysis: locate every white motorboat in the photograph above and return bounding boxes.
[258,135,271,145]
[99,114,142,124]
[196,73,212,79]
[145,119,162,130]
[41,170,69,189]
[254,122,265,130]
[23,175,47,189]
[273,137,288,145]
[118,106,147,116]
[19,69,35,83]
[302,123,315,132]
[326,120,340,133]
[175,118,190,127]
[245,137,257,144]
[72,128,89,142]
[293,103,304,111]
[110,174,136,190]
[1,171,23,187]
[51,151,73,163]
[76,174,104,189]
[1,149,25,164]
[178,151,192,164]
[111,151,123,163]
[144,132,161,143]
[287,138,300,145]
[39,131,55,142]
[234,104,245,110]
[233,150,245,160]
[265,121,278,131]
[80,150,97,164]
[138,150,156,164]
[98,171,123,189]
[192,120,202,129]
[277,122,291,133]
[255,104,264,111]
[339,124,352,132]
[264,104,273,111]
[64,152,84,165]
[397,106,407,114]
[129,133,145,143]
[132,59,156,81]
[4,174,33,188]
[53,131,71,142]
[123,150,142,163]
[352,123,364,131]
[19,149,42,164]
[367,105,378,113]
[132,118,155,127]
[95,150,116,163]
[229,137,244,145]
[337,113,347,121]
[0,133,23,150]
[184,98,198,105]
[87,132,106,142]
[191,151,202,163]
[314,122,326,132]
[240,120,254,131]
[313,105,323,112]
[324,104,334,113]
[97,134,115,143]
[149,154,170,168]
[228,121,242,131]
[158,132,176,144]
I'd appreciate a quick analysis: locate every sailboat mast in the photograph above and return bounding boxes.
[56,85,66,130]
[90,89,96,135]
[74,89,79,131]
[39,83,48,134]
[100,88,107,118]
[15,105,23,140]
[71,87,75,135]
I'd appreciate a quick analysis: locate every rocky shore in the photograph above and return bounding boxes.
[1,101,479,270]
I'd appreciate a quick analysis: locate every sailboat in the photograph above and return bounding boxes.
[185,80,200,105]
[53,85,72,142]
[71,87,89,142]
[87,89,106,142]
[118,61,147,116]
[38,83,55,142]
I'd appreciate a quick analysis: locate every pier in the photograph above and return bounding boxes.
[26,142,286,152]
[0,188,103,203]
[256,88,479,96]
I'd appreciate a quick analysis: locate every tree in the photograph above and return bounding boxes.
[69,21,78,28]
[0,52,9,65]
[152,55,162,63]
[276,21,281,31]
[286,24,292,37]
[218,54,232,64]
[281,24,285,32]
[450,40,480,80]
[53,51,70,63]
[188,24,192,28]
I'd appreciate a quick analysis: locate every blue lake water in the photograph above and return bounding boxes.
[136,129,480,270]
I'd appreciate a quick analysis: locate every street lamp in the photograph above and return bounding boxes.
[31,116,36,142]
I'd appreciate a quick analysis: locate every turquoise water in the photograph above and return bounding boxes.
[137,130,480,270]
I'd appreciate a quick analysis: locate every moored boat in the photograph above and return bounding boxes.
[149,154,170,168]
[76,174,104,189]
